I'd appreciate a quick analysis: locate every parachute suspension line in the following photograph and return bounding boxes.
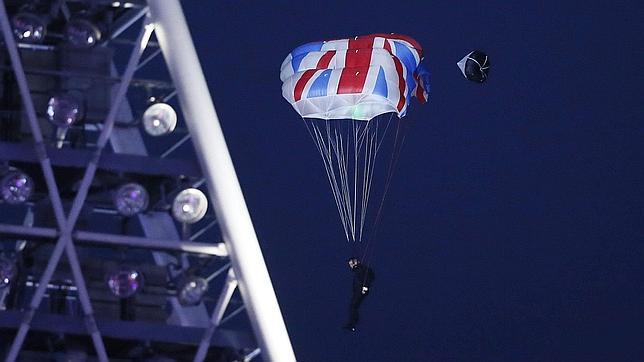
[354,119,371,242]
[303,119,351,241]
[334,123,355,241]
[352,120,359,243]
[358,122,368,242]
[320,121,353,241]
[325,122,353,241]
[359,113,394,243]
[359,120,376,242]
[329,122,355,241]
[301,113,398,248]
[354,118,373,241]
[361,117,410,269]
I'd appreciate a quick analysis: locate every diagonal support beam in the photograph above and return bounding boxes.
[244,348,261,362]
[107,6,149,43]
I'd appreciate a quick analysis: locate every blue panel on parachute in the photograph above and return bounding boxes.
[290,41,324,74]
[393,42,417,100]
[307,69,332,98]
[373,66,388,98]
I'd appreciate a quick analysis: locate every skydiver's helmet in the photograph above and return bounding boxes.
[348,257,360,269]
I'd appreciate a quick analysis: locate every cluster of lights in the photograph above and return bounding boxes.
[111,184,208,224]
[11,12,46,43]
[110,183,209,222]
[106,266,209,305]
[10,5,205,306]
[11,11,101,47]
[111,2,136,9]
[12,10,182,137]
[65,18,102,48]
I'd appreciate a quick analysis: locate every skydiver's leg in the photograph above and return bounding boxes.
[346,291,364,328]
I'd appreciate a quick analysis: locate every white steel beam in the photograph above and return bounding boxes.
[146,1,295,361]
[0,223,228,255]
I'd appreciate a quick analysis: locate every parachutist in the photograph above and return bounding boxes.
[457,50,490,83]
[343,257,375,331]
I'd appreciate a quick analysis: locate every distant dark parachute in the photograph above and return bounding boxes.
[457,50,490,83]
[281,34,430,244]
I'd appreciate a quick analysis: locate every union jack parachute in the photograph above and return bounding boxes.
[281,33,430,121]
[281,34,430,247]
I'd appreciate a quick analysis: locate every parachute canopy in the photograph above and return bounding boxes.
[281,33,430,121]
[457,50,490,83]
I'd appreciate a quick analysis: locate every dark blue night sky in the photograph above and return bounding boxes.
[182,1,643,361]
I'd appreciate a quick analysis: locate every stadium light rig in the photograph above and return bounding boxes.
[107,267,144,298]
[1,169,34,204]
[142,101,177,136]
[177,274,208,306]
[172,188,208,224]
[11,11,46,43]
[46,93,84,128]
[113,182,149,217]
[65,18,102,48]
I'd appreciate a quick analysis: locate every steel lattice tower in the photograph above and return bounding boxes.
[0,1,295,361]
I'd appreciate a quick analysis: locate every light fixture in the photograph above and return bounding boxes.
[142,102,177,136]
[172,188,208,224]
[177,275,208,306]
[0,255,17,289]
[11,12,46,43]
[113,183,149,217]
[65,18,102,48]
[107,268,144,298]
[46,93,84,128]
[1,169,34,204]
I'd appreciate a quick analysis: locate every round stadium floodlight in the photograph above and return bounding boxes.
[0,256,17,289]
[177,276,208,306]
[107,268,144,298]
[172,188,208,224]
[113,183,149,217]
[142,102,177,136]
[46,94,84,128]
[11,12,46,43]
[1,169,34,204]
[65,18,101,47]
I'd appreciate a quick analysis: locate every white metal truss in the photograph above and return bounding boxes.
[146,1,296,360]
